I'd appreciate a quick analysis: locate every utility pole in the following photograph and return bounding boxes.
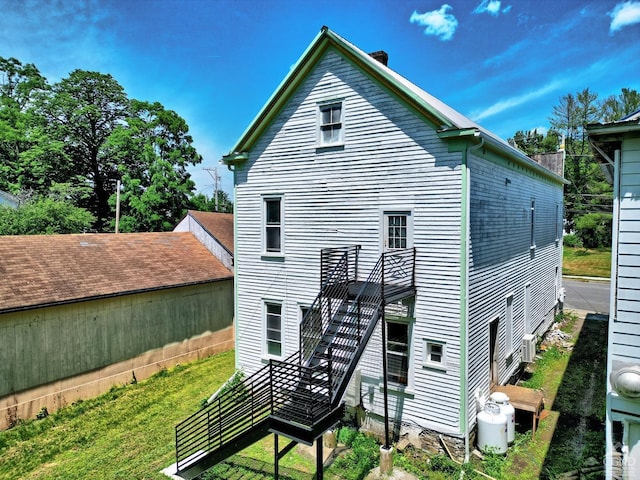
[203,167,221,211]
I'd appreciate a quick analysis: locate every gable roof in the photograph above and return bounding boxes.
[185,211,234,254]
[0,232,233,313]
[222,26,566,185]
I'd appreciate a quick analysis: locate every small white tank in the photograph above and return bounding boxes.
[477,402,508,454]
[490,391,516,444]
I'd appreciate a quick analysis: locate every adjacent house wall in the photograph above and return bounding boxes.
[0,281,234,428]
[466,151,563,428]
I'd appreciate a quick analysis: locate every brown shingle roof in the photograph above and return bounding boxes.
[0,232,233,313]
[187,211,234,253]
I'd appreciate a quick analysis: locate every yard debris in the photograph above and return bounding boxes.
[540,322,573,350]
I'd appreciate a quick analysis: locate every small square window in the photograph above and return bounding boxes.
[424,340,446,369]
[318,102,343,146]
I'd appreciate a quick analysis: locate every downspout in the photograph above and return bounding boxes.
[461,135,484,464]
[225,160,241,370]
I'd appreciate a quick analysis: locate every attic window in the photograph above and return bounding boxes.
[318,102,343,146]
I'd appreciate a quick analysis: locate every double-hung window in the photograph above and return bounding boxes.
[264,196,283,254]
[318,102,343,146]
[386,321,410,386]
[383,211,412,250]
[265,302,282,357]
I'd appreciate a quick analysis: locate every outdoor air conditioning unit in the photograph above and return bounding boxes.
[522,334,536,363]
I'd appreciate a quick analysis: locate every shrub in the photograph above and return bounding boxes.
[563,233,581,248]
[574,213,612,249]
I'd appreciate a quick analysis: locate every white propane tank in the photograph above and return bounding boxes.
[477,402,508,454]
[490,392,516,444]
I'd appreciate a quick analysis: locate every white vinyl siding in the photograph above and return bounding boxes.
[466,152,563,429]
[612,136,640,363]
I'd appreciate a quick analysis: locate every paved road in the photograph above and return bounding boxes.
[562,277,610,314]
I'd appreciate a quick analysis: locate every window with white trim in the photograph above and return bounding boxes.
[387,321,410,386]
[424,340,446,369]
[264,196,283,254]
[318,102,343,146]
[383,211,412,250]
[505,294,514,355]
[265,302,282,357]
[530,199,536,248]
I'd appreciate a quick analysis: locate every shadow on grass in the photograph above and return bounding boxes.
[539,314,608,479]
[202,454,312,480]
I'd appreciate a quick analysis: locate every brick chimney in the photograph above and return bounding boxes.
[369,50,388,66]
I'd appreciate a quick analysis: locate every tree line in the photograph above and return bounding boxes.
[509,87,639,248]
[0,57,231,235]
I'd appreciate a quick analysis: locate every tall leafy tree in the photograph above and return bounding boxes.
[549,88,608,230]
[0,57,68,195]
[509,128,560,156]
[107,100,202,232]
[42,70,129,230]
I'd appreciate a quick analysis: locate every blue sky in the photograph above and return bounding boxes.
[1,0,639,196]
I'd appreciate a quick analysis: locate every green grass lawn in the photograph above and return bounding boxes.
[563,246,611,278]
[0,351,237,479]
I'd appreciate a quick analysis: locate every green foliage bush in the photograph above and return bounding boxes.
[563,233,581,248]
[574,213,612,248]
[330,428,379,480]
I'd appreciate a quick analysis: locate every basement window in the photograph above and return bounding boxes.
[423,340,447,370]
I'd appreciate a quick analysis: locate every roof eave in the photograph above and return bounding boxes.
[222,26,456,161]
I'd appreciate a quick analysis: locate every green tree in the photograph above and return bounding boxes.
[550,88,606,230]
[509,128,560,156]
[600,88,640,122]
[0,57,69,195]
[0,197,95,235]
[190,191,233,213]
[41,70,129,230]
[574,213,612,248]
[107,100,202,232]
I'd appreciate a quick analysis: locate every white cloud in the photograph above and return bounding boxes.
[409,5,458,41]
[470,79,566,122]
[609,1,640,33]
[473,0,511,16]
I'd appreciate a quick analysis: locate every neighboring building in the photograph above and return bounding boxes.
[172,28,565,478]
[588,110,640,480]
[0,226,234,429]
[174,210,234,270]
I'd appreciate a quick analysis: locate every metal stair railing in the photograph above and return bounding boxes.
[300,245,360,365]
[310,248,416,404]
[175,359,274,472]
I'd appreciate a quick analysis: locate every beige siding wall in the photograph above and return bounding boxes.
[0,281,234,411]
[467,152,563,427]
[234,48,464,434]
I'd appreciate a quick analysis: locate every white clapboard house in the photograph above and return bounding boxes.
[172,27,566,479]
[588,110,640,480]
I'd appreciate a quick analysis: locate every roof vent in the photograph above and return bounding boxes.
[369,50,388,66]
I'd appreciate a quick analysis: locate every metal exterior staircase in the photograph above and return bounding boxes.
[174,246,415,479]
